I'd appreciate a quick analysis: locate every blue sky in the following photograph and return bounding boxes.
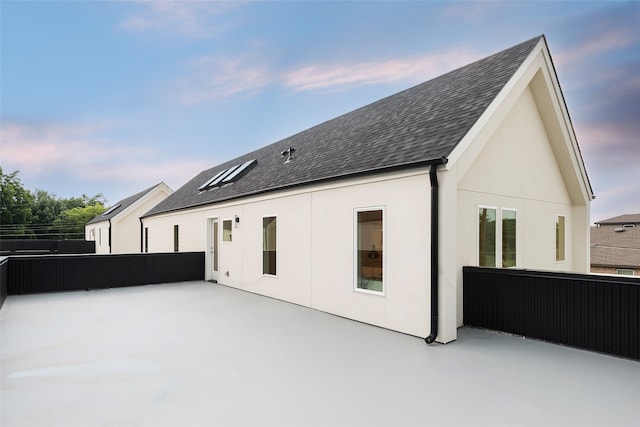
[1,1,638,223]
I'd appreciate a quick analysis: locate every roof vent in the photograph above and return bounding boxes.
[281,146,295,163]
[614,227,625,232]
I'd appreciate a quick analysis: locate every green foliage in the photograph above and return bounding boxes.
[0,167,35,238]
[0,167,107,239]
[53,203,106,239]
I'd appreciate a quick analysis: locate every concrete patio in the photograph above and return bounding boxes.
[1,281,638,426]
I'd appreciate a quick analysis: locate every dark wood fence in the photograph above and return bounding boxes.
[463,266,639,360]
[0,239,95,255]
[5,252,204,296]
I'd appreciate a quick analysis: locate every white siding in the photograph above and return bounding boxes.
[143,170,433,338]
[457,86,576,272]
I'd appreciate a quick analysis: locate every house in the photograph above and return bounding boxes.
[591,214,640,276]
[86,183,172,254]
[141,35,593,343]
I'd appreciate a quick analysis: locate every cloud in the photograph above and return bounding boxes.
[120,0,242,39]
[174,55,273,105]
[555,28,638,66]
[282,49,479,92]
[0,121,209,197]
[173,48,481,104]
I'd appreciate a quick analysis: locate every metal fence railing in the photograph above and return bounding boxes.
[0,239,95,255]
[463,266,639,360]
[4,252,204,297]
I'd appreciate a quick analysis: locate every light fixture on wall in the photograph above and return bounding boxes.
[235,215,240,228]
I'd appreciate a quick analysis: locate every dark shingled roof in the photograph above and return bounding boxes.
[87,184,161,225]
[591,226,640,268]
[595,214,640,226]
[145,36,543,218]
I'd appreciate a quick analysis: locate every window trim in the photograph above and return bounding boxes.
[222,219,233,243]
[555,214,566,263]
[616,268,634,276]
[501,208,517,268]
[477,205,518,268]
[262,215,278,277]
[353,206,386,296]
[477,205,498,268]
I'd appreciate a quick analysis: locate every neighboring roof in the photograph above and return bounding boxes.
[145,36,543,218]
[595,214,640,226]
[87,183,170,225]
[591,226,640,268]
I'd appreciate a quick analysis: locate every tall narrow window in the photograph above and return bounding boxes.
[144,227,149,253]
[355,208,384,293]
[223,220,233,242]
[173,225,179,252]
[502,209,517,268]
[262,216,277,275]
[99,229,102,246]
[556,215,565,261]
[478,207,496,267]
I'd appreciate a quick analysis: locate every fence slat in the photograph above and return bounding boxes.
[5,252,204,296]
[463,266,640,360]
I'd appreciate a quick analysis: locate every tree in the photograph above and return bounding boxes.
[53,203,106,239]
[0,167,35,238]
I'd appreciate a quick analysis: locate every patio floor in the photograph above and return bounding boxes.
[1,281,638,427]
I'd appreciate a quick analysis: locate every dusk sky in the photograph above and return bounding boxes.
[1,1,638,223]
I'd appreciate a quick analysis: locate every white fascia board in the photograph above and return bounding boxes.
[446,38,547,171]
[112,183,173,224]
[447,37,593,203]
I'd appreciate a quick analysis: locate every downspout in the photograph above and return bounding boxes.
[425,157,447,344]
[108,219,112,254]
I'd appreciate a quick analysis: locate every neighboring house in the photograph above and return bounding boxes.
[591,214,640,276]
[141,35,593,343]
[86,183,172,254]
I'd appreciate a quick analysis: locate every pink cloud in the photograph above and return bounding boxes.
[174,55,273,105]
[0,121,209,194]
[174,48,481,104]
[282,49,479,92]
[556,29,638,66]
[120,0,242,39]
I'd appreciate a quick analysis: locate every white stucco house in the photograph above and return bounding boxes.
[141,36,593,343]
[86,183,172,254]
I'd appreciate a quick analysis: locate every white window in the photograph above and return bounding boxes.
[556,215,566,262]
[354,207,385,294]
[478,206,517,268]
[478,207,497,267]
[222,219,233,242]
[262,216,277,276]
[502,209,517,268]
[617,269,634,276]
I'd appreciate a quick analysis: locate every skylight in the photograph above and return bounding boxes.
[102,204,121,216]
[198,159,257,192]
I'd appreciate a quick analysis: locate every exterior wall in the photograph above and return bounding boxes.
[143,170,433,338]
[458,86,578,269]
[85,185,172,254]
[111,189,172,254]
[454,84,589,327]
[86,222,111,254]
